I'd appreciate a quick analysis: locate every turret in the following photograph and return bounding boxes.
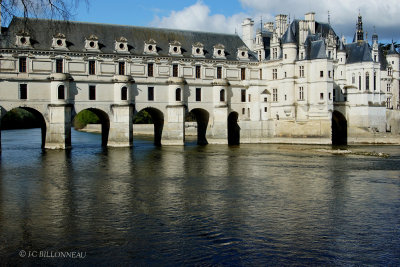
[242,18,254,50]
[337,40,346,64]
[387,41,399,72]
[355,13,364,42]
[372,31,379,62]
[282,26,297,62]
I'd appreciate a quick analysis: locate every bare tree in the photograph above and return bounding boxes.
[0,0,89,26]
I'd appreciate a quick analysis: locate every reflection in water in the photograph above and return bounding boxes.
[0,129,399,265]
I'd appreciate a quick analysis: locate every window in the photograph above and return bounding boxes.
[260,69,262,80]
[352,73,355,84]
[359,75,361,90]
[329,92,332,100]
[148,87,154,101]
[89,85,96,100]
[273,48,277,59]
[374,72,377,91]
[387,83,391,92]
[175,88,181,101]
[264,97,267,102]
[119,62,125,75]
[284,72,287,78]
[248,108,250,117]
[388,68,392,76]
[328,51,331,58]
[366,72,370,90]
[386,97,391,108]
[242,108,245,115]
[273,89,278,102]
[173,64,178,77]
[299,87,304,100]
[272,69,277,80]
[264,107,268,112]
[320,93,324,100]
[374,55,377,62]
[299,66,304,77]
[217,67,222,79]
[328,71,331,78]
[121,87,128,100]
[284,95,287,101]
[19,57,27,72]
[56,59,63,73]
[89,60,96,75]
[58,85,65,100]
[196,65,201,79]
[19,84,27,99]
[333,89,336,101]
[241,89,246,102]
[148,63,153,77]
[241,68,246,80]
[320,71,324,77]
[300,52,303,59]
[196,88,201,101]
[284,54,287,59]
[220,89,225,102]
[248,94,251,102]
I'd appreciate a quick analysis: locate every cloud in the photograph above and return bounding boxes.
[240,0,400,41]
[149,1,248,34]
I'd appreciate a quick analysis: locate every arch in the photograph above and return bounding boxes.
[220,89,225,102]
[332,111,347,146]
[73,108,110,147]
[121,86,128,100]
[0,107,47,148]
[134,107,164,146]
[175,88,181,101]
[228,112,240,145]
[189,108,209,145]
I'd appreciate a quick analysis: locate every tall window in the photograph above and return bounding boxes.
[299,66,304,77]
[272,69,277,80]
[19,57,27,72]
[196,65,201,79]
[219,89,225,102]
[56,59,63,73]
[121,87,127,100]
[320,71,324,77]
[374,72,377,91]
[19,84,27,99]
[359,75,361,90]
[241,89,246,102]
[273,89,278,102]
[387,83,391,92]
[388,68,392,76]
[196,88,201,101]
[148,63,153,77]
[352,73,355,84]
[366,72,370,90]
[328,71,332,78]
[89,60,96,75]
[119,62,125,75]
[173,64,178,77]
[248,94,251,102]
[148,87,154,101]
[241,68,246,80]
[320,93,324,100]
[260,69,262,80]
[333,89,336,101]
[299,87,304,100]
[217,66,222,79]
[386,97,391,108]
[89,85,96,100]
[58,85,65,100]
[175,88,181,101]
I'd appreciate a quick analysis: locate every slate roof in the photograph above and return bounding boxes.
[0,17,257,61]
[345,41,373,64]
[387,41,399,55]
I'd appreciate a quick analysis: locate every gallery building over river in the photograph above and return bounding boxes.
[0,12,399,148]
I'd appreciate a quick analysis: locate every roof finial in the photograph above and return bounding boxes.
[328,10,330,25]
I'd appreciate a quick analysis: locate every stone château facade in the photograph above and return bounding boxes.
[0,12,399,148]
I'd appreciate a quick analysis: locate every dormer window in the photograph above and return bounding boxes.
[51,33,67,50]
[213,44,226,59]
[169,40,182,56]
[192,42,205,57]
[115,37,129,53]
[85,34,100,51]
[144,39,158,55]
[237,46,249,60]
[15,31,32,48]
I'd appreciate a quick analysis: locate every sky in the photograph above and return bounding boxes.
[31,0,400,43]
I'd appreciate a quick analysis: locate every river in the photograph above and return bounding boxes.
[0,128,399,265]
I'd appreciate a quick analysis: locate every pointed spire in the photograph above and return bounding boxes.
[388,40,398,55]
[338,40,345,51]
[282,26,296,44]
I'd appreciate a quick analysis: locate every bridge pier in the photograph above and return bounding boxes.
[162,105,185,145]
[45,104,72,149]
[107,104,133,147]
[208,105,228,144]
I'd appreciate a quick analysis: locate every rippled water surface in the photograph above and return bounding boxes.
[0,128,399,265]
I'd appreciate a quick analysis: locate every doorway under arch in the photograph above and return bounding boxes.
[134,107,164,146]
[332,111,347,146]
[73,108,110,147]
[228,112,240,145]
[188,108,209,145]
[0,107,47,148]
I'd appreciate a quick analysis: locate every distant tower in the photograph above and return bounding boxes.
[356,12,364,42]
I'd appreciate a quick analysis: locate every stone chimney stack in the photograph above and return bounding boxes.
[241,18,254,50]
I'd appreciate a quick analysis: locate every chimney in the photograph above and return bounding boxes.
[241,18,254,50]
